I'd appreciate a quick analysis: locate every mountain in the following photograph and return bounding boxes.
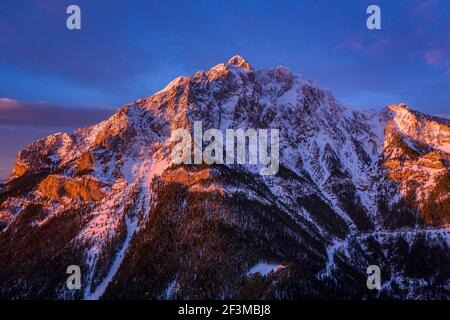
[0,56,449,299]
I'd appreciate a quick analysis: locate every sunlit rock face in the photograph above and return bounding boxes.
[0,57,449,300]
[382,104,450,226]
[38,175,106,202]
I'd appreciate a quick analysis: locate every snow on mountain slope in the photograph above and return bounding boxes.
[0,56,448,299]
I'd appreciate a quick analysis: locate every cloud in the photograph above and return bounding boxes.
[423,41,450,77]
[411,0,439,17]
[0,126,67,180]
[338,0,449,78]
[0,98,114,128]
[338,34,391,57]
[0,0,156,90]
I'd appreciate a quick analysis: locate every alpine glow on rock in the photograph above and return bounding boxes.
[0,56,449,299]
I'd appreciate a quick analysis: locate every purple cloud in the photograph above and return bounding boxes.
[423,37,450,77]
[425,49,444,65]
[338,34,392,57]
[411,0,439,18]
[339,0,450,78]
[0,0,155,90]
[0,98,114,128]
[0,97,115,180]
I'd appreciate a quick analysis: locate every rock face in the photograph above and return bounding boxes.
[0,56,449,300]
[38,175,105,202]
[383,104,450,226]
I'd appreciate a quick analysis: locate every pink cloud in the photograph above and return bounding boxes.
[424,49,444,65]
[0,98,21,110]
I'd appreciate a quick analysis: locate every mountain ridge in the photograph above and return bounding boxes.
[0,56,449,299]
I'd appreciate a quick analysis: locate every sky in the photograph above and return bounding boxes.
[0,0,449,179]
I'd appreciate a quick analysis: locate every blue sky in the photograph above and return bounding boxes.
[0,0,449,179]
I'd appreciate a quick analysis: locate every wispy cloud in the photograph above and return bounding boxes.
[424,49,444,65]
[0,98,115,179]
[423,40,450,77]
[411,0,439,18]
[339,0,450,79]
[0,98,114,128]
[338,34,392,58]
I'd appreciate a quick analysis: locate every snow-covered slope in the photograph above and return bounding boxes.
[0,56,449,299]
